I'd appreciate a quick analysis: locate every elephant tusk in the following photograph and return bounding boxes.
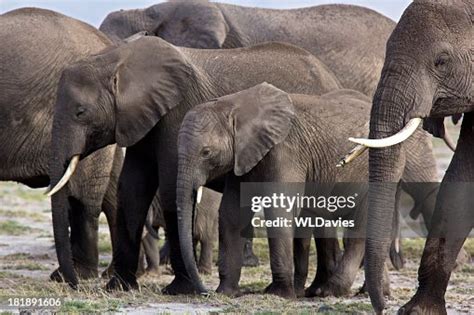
[336,145,368,167]
[443,128,456,152]
[349,118,422,148]
[394,237,400,253]
[196,186,203,204]
[45,155,80,197]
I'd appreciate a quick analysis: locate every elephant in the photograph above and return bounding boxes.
[175,83,442,298]
[99,1,395,97]
[46,36,342,294]
[144,187,221,274]
[345,0,473,313]
[0,7,122,287]
[0,8,163,288]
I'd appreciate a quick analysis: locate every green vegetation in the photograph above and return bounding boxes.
[0,220,33,235]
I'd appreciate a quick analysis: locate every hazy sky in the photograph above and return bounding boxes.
[1,1,411,26]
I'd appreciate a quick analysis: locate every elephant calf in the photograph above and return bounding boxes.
[176,83,439,298]
[143,188,221,275]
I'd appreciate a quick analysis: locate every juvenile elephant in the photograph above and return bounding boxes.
[0,7,121,286]
[99,1,395,97]
[47,36,342,294]
[144,188,221,274]
[347,1,473,313]
[175,83,440,298]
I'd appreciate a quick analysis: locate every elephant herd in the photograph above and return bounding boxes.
[0,1,472,314]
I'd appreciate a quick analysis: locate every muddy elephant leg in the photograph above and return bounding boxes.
[399,116,474,314]
[159,239,171,266]
[105,142,158,291]
[293,237,311,297]
[216,177,247,296]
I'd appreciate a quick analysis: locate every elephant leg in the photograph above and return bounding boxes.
[305,228,342,297]
[216,178,247,296]
[160,239,171,266]
[399,120,474,314]
[197,239,213,275]
[105,143,158,291]
[100,150,122,279]
[313,238,365,297]
[264,226,296,298]
[143,232,160,274]
[293,237,311,297]
[242,238,260,267]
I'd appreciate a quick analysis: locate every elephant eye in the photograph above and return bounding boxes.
[201,147,212,158]
[76,106,86,118]
[434,53,451,70]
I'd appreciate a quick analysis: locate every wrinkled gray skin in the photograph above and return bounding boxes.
[176,84,440,298]
[99,1,395,97]
[0,8,122,287]
[364,0,473,314]
[50,37,341,294]
[144,188,221,274]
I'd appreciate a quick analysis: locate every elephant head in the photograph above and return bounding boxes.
[99,1,229,48]
[47,37,195,284]
[345,0,473,312]
[176,83,294,291]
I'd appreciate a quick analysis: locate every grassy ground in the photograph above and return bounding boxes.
[0,182,472,314]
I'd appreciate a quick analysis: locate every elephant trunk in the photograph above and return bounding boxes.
[176,165,208,294]
[365,77,417,313]
[48,120,87,288]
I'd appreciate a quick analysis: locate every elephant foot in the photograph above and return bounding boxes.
[295,286,305,298]
[305,280,351,297]
[162,276,197,295]
[216,283,241,296]
[50,265,97,283]
[198,264,212,275]
[357,280,390,297]
[145,265,160,276]
[105,275,139,292]
[264,282,296,299]
[49,268,64,283]
[398,295,446,315]
[101,264,114,279]
[243,253,259,267]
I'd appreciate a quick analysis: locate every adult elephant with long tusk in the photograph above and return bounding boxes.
[344,0,473,313]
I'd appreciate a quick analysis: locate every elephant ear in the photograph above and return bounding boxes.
[113,38,192,147]
[150,1,228,49]
[226,83,295,176]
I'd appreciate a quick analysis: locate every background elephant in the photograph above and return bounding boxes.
[0,8,161,288]
[47,37,341,294]
[0,7,121,287]
[175,84,440,298]
[99,1,395,97]
[347,0,473,313]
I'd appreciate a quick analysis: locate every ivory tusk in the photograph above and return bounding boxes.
[196,186,203,204]
[349,118,422,148]
[45,155,80,197]
[443,128,456,152]
[336,145,368,167]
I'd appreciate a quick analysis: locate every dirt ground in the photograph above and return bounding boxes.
[0,123,472,314]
